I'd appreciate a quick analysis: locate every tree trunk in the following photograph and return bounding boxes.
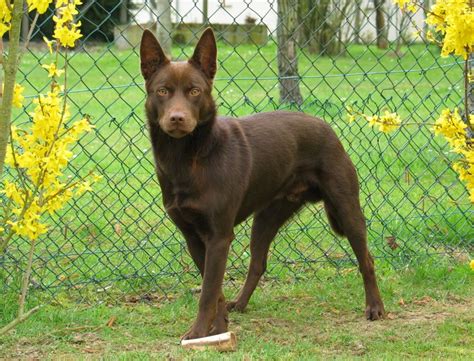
[298,0,331,54]
[422,0,430,41]
[395,10,410,54]
[277,0,303,105]
[374,0,388,49]
[21,2,29,42]
[202,0,208,25]
[120,0,128,24]
[0,0,25,178]
[154,0,172,56]
[353,0,363,44]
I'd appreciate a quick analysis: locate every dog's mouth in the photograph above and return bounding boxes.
[159,119,197,139]
[166,128,191,138]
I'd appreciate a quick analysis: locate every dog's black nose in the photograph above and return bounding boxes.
[170,112,185,123]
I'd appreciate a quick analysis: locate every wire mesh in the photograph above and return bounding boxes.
[1,0,473,301]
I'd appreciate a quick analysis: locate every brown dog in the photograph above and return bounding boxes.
[140,28,385,340]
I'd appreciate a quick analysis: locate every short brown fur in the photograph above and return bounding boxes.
[140,28,385,340]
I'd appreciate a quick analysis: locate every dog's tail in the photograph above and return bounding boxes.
[324,201,345,236]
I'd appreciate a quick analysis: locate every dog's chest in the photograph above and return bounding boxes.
[161,176,211,232]
[157,161,202,208]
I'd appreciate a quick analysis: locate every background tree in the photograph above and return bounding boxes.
[374,0,388,49]
[298,0,353,56]
[277,0,303,105]
[151,0,172,56]
[353,0,364,44]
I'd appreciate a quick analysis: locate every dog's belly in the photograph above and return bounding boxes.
[235,169,323,224]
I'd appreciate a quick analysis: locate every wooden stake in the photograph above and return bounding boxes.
[181,331,237,352]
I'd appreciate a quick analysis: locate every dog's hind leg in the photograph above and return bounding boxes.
[321,163,385,320]
[227,199,303,312]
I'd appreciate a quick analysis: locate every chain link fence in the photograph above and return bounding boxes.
[1,0,473,301]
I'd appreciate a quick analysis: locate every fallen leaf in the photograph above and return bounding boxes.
[114,222,122,236]
[106,316,117,327]
[413,296,433,305]
[385,312,396,320]
[386,236,399,250]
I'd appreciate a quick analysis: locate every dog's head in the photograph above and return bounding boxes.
[140,28,217,139]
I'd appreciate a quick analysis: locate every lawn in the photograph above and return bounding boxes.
[0,262,472,359]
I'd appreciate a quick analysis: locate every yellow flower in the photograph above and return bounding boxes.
[2,83,24,108]
[43,36,55,54]
[54,2,79,24]
[433,108,467,150]
[426,0,474,59]
[406,3,417,13]
[75,181,92,196]
[366,115,379,127]
[393,0,417,13]
[470,260,474,271]
[13,83,24,108]
[0,0,12,36]
[56,0,82,7]
[53,21,82,48]
[2,0,96,242]
[426,31,436,43]
[52,0,83,48]
[4,81,98,239]
[69,117,94,136]
[377,111,401,133]
[0,22,10,37]
[42,62,65,78]
[27,0,53,15]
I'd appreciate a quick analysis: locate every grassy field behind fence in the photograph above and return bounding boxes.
[1,41,472,300]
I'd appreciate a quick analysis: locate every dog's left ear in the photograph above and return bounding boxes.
[189,28,217,80]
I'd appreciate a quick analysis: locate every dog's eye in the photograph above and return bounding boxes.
[156,88,168,96]
[189,88,201,96]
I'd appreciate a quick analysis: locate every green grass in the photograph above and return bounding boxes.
[2,41,473,297]
[1,262,473,359]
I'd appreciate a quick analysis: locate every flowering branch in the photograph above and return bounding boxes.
[347,0,474,204]
[0,0,98,336]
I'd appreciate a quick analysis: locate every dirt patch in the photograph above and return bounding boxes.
[331,296,473,337]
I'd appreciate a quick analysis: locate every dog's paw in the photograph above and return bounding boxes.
[226,300,246,313]
[365,301,385,321]
[181,325,209,341]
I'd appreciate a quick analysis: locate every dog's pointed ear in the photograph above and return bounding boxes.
[189,28,217,80]
[140,29,170,80]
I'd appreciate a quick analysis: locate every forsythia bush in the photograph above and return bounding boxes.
[348,0,474,204]
[0,0,98,248]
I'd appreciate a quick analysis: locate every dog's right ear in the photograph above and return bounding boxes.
[140,29,170,80]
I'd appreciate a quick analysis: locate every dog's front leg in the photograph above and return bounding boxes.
[182,234,233,340]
